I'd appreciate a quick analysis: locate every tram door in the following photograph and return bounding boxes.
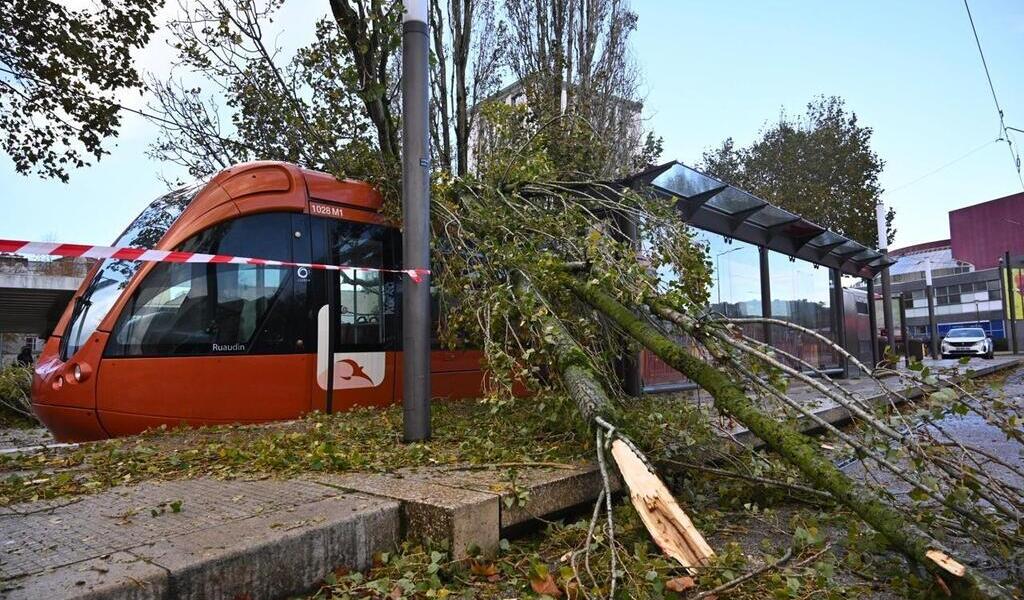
[311,216,400,411]
[95,212,313,434]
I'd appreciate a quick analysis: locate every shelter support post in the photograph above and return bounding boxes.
[866,278,879,367]
[1005,252,1019,356]
[759,247,772,345]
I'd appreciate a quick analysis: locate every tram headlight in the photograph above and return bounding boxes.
[70,363,92,383]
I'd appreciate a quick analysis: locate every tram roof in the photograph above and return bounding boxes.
[622,161,895,279]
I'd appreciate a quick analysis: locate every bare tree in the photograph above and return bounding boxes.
[502,0,646,177]
[430,0,503,175]
[147,0,375,181]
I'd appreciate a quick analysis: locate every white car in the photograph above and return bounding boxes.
[940,327,994,360]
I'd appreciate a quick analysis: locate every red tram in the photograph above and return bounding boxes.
[32,162,485,442]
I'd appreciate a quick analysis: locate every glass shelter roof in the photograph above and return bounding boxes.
[625,162,895,278]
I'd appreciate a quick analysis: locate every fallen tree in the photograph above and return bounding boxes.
[514,273,714,593]
[429,173,1021,598]
[567,277,1012,599]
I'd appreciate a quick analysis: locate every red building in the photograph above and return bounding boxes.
[950,191,1024,270]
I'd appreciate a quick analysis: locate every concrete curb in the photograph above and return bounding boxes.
[2,465,615,600]
[2,485,400,600]
[311,464,618,560]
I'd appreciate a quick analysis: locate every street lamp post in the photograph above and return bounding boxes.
[402,0,431,442]
[876,199,896,362]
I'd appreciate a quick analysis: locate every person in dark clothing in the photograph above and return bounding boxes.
[16,345,33,367]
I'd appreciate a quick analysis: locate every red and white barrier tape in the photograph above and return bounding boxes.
[0,239,429,283]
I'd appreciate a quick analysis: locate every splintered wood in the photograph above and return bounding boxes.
[609,439,715,570]
[926,549,967,578]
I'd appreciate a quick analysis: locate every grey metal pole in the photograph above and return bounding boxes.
[866,278,879,366]
[1004,251,1019,355]
[831,268,848,377]
[402,0,431,442]
[924,259,938,359]
[876,200,896,361]
[899,291,910,367]
[758,246,772,345]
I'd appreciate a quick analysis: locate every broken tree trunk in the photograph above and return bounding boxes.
[610,438,715,567]
[513,274,714,570]
[568,278,1011,600]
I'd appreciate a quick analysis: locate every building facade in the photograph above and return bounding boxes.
[871,190,1024,351]
[0,255,91,366]
[950,191,1024,270]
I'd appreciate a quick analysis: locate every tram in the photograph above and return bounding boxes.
[32,162,485,442]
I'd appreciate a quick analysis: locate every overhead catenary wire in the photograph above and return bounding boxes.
[962,0,1024,190]
[888,138,999,194]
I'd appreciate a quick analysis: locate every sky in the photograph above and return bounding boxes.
[1,0,1023,251]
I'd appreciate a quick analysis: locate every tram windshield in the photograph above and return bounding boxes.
[60,183,205,360]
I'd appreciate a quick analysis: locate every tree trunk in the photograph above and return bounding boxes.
[429,0,453,172]
[568,279,1011,600]
[328,0,400,166]
[514,275,714,569]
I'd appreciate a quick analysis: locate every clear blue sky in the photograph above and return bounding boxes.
[1,0,1022,250]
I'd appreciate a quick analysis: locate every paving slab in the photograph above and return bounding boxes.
[2,551,167,600]
[132,493,397,600]
[1,477,400,600]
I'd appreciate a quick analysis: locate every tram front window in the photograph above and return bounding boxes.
[61,184,204,360]
[107,212,296,357]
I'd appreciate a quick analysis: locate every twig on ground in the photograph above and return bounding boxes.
[694,546,796,599]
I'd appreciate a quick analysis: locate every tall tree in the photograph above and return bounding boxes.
[147,1,380,186]
[0,0,163,181]
[700,96,894,247]
[429,0,503,176]
[151,0,508,186]
[500,0,650,178]
[327,0,403,168]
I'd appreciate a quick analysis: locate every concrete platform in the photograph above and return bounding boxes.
[731,355,1022,447]
[0,464,612,600]
[1,478,399,600]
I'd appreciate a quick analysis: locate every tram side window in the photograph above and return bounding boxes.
[324,219,399,350]
[107,213,296,357]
